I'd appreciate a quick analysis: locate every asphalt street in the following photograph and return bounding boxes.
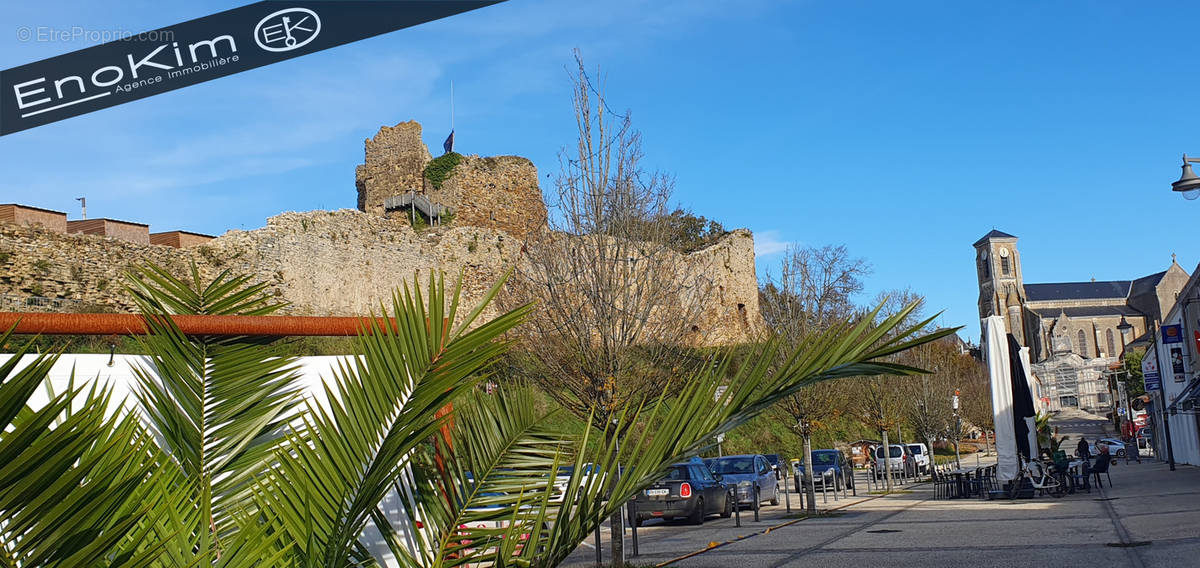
[563,409,1200,568]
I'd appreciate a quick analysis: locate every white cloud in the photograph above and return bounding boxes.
[753,230,792,257]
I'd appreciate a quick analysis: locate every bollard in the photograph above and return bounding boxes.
[734,490,741,527]
[753,487,760,522]
[851,470,858,496]
[594,523,602,566]
[821,477,828,503]
[628,500,639,558]
[784,472,792,513]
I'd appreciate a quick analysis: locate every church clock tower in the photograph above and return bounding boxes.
[973,230,1027,343]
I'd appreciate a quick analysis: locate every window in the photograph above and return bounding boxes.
[1077,330,1087,355]
[1001,256,1011,275]
[980,257,990,278]
[1106,329,1116,357]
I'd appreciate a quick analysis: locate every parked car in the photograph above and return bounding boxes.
[763,453,784,479]
[873,444,916,478]
[1096,438,1127,458]
[906,443,931,474]
[707,454,780,506]
[792,449,853,492]
[633,459,732,525]
[553,463,604,502]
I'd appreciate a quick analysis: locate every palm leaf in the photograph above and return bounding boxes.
[0,327,166,567]
[124,264,304,541]
[261,271,531,567]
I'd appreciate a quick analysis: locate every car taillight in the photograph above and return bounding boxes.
[679,482,692,498]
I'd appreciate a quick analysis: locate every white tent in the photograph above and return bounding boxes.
[984,316,1018,481]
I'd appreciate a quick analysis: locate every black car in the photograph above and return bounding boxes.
[633,459,733,525]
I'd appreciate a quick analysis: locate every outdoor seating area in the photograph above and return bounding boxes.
[932,464,998,499]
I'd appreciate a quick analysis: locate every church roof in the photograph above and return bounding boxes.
[1030,305,1142,319]
[1129,270,1167,298]
[973,229,1017,247]
[1024,280,1131,301]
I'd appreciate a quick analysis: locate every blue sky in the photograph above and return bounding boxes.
[3,1,1200,340]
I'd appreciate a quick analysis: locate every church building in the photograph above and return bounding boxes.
[974,230,1189,412]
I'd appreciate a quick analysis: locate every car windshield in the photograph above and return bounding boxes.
[662,466,689,481]
[876,446,902,458]
[710,457,755,474]
[811,452,837,465]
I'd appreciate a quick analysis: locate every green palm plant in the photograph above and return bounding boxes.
[0,327,165,567]
[1,262,951,568]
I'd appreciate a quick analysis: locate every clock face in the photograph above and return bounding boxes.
[999,248,1009,258]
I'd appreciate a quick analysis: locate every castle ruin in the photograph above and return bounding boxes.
[0,120,765,345]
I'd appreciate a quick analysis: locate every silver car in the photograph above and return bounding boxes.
[707,454,779,506]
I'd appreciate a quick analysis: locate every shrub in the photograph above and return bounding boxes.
[423,152,462,189]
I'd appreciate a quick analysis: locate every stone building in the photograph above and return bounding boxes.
[974,229,1190,411]
[67,218,150,245]
[0,204,67,233]
[150,230,215,248]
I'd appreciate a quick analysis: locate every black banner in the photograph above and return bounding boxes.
[1,1,501,136]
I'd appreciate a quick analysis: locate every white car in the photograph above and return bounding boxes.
[873,444,916,477]
[906,443,931,474]
[1096,439,1127,458]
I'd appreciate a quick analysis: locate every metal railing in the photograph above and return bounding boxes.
[0,294,83,313]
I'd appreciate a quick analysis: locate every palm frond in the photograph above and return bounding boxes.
[262,271,531,567]
[0,327,165,567]
[125,265,303,537]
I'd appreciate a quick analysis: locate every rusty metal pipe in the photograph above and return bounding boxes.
[0,312,398,336]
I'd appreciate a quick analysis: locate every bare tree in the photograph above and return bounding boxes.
[762,244,870,511]
[958,354,994,456]
[512,50,712,566]
[851,288,929,491]
[903,340,965,473]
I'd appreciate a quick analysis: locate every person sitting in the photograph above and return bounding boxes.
[1091,446,1112,487]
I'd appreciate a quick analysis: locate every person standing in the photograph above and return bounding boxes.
[1076,437,1091,460]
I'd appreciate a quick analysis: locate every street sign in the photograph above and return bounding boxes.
[1143,351,1162,391]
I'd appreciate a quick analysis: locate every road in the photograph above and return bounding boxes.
[563,410,1200,568]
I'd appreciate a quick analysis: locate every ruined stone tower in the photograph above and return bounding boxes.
[354,120,547,239]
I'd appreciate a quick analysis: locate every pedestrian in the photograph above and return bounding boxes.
[1076,437,1090,460]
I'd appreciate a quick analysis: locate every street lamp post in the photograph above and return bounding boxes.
[1171,154,1200,199]
[952,389,961,470]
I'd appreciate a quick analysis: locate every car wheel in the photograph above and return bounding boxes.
[835,476,843,492]
[770,485,780,506]
[1116,449,1126,458]
[688,498,704,525]
[720,493,733,518]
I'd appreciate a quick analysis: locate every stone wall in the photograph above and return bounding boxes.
[0,210,765,345]
[0,222,196,310]
[430,155,546,240]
